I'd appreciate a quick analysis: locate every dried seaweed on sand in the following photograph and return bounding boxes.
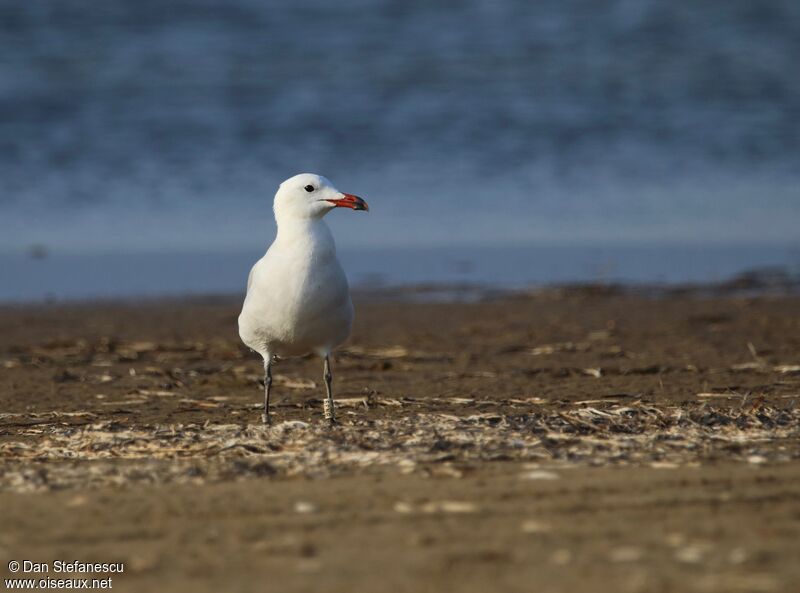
[2,402,798,492]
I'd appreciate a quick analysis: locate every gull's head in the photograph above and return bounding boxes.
[273,173,369,222]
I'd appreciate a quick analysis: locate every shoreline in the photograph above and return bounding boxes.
[2,242,798,303]
[1,266,799,309]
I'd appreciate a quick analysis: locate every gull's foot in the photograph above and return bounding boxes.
[261,412,271,426]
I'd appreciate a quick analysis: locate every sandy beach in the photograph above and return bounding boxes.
[1,287,799,592]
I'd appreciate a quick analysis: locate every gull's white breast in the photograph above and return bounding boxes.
[238,222,354,358]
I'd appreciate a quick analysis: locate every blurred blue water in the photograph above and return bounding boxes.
[0,0,799,297]
[1,244,798,302]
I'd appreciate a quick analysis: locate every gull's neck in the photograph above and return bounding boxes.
[273,215,336,255]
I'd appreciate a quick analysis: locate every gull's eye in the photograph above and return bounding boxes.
[304,184,315,192]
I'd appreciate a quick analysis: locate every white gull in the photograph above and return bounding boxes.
[238,173,369,424]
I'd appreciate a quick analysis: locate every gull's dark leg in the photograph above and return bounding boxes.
[262,357,272,425]
[323,355,336,425]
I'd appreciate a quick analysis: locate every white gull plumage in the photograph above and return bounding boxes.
[238,173,369,424]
